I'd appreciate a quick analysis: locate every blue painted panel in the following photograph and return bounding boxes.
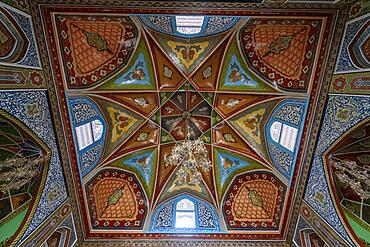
[304,95,370,246]
[266,99,308,179]
[140,15,239,38]
[151,194,220,233]
[68,96,106,178]
[113,53,151,85]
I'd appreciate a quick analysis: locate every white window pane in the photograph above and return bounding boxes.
[176,199,195,211]
[175,211,196,228]
[279,124,298,152]
[91,119,103,141]
[176,27,201,35]
[75,123,93,150]
[175,16,204,27]
[270,121,282,143]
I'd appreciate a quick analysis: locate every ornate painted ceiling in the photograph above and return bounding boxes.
[0,0,369,246]
[40,5,336,242]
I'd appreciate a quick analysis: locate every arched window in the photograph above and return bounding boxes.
[140,15,239,38]
[269,120,298,152]
[69,97,106,177]
[175,199,196,228]
[75,119,104,151]
[175,16,204,35]
[266,100,307,178]
[151,195,219,232]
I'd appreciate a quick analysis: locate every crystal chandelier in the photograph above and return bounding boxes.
[330,157,370,200]
[0,156,44,192]
[165,128,211,186]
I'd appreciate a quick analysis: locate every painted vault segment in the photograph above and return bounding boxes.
[41,213,78,247]
[0,4,42,69]
[0,91,68,245]
[308,6,370,246]
[0,109,50,245]
[39,5,338,244]
[327,121,370,245]
[335,14,370,73]
[98,37,156,90]
[304,95,370,246]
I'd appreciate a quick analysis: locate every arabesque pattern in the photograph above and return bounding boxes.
[41,6,335,242]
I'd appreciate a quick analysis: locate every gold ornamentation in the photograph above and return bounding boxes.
[163,66,173,79]
[136,132,148,142]
[0,30,8,44]
[223,133,236,143]
[202,66,212,79]
[134,97,148,107]
[235,109,265,145]
[168,41,209,68]
[108,107,138,143]
[85,32,108,51]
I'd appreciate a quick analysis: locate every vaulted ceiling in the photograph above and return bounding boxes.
[0,0,369,246]
[41,4,335,243]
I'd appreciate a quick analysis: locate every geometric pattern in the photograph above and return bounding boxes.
[160,87,213,141]
[41,5,334,242]
[110,148,157,199]
[214,147,266,199]
[223,171,286,230]
[97,37,156,90]
[229,99,281,163]
[1,0,362,244]
[241,19,321,92]
[86,169,146,229]
[304,95,370,246]
[55,14,138,88]
[218,36,278,93]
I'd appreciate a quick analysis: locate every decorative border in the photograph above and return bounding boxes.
[285,7,347,245]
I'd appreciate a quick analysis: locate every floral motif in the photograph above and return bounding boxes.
[349,2,363,18]
[29,71,44,86]
[333,76,347,91]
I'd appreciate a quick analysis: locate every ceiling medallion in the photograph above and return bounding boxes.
[165,127,211,186]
